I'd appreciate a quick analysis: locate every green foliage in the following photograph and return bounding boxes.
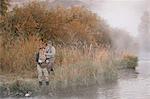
[0,85,8,97]
[121,55,138,69]
[9,80,38,97]
[0,0,9,16]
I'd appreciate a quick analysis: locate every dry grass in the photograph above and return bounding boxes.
[0,36,118,92]
[0,35,42,73]
[48,47,118,89]
[0,35,4,73]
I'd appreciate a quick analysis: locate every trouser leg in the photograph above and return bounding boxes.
[43,67,49,82]
[47,58,55,73]
[37,64,43,82]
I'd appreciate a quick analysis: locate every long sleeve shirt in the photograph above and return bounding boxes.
[45,46,56,58]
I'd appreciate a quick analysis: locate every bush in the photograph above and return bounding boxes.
[120,53,138,69]
[0,2,111,46]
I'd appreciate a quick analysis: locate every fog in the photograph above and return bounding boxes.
[10,0,150,52]
[10,0,149,37]
[81,0,150,53]
[82,0,149,37]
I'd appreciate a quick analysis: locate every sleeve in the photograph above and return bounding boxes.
[52,47,56,56]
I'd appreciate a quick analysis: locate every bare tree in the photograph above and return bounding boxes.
[138,11,150,51]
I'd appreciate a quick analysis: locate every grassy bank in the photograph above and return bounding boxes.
[0,36,138,97]
[0,59,118,97]
[0,36,119,97]
[0,58,118,97]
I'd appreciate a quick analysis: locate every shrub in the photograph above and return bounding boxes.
[0,2,111,46]
[120,53,138,69]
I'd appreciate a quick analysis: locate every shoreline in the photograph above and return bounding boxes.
[0,73,117,98]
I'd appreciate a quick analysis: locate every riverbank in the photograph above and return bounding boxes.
[0,66,138,98]
[0,53,119,97]
[3,60,150,99]
[0,49,138,98]
[0,71,116,98]
[0,60,138,98]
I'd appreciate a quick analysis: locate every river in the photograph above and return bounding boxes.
[4,53,150,99]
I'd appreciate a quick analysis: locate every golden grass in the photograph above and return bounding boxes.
[49,47,118,89]
[0,35,42,72]
[0,35,118,90]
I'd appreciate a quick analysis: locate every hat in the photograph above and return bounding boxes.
[47,40,52,44]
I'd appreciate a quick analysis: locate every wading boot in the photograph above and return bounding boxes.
[39,81,42,87]
[46,81,49,86]
[51,68,55,75]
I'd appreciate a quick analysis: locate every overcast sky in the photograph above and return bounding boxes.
[86,0,149,37]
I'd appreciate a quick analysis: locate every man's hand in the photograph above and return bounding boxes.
[38,59,42,63]
[46,59,50,63]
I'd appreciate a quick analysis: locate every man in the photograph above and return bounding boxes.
[36,44,49,86]
[45,40,56,74]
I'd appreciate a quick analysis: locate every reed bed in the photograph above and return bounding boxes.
[0,35,119,97]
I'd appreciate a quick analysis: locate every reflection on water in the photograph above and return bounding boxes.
[5,54,150,99]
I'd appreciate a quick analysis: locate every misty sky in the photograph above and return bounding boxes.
[86,0,149,37]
